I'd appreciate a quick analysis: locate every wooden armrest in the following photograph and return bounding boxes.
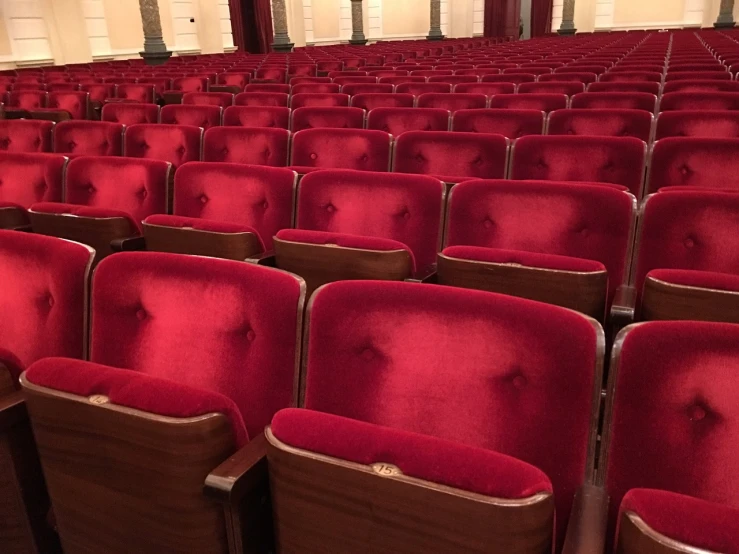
[246,251,276,267]
[405,266,437,284]
[110,236,146,252]
[204,431,268,502]
[610,285,636,335]
[562,484,609,554]
[0,391,27,431]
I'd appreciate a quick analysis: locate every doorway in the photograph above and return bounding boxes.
[520,0,532,39]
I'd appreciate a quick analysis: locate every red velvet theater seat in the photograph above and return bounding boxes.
[570,92,658,113]
[222,105,289,129]
[290,106,365,132]
[367,107,450,135]
[115,83,156,103]
[539,72,598,85]
[0,230,94,553]
[393,130,509,184]
[340,83,393,96]
[20,251,305,554]
[547,109,653,142]
[124,123,203,170]
[395,82,453,96]
[182,91,233,108]
[439,179,635,320]
[489,93,568,112]
[631,190,739,323]
[451,108,545,137]
[53,120,124,157]
[596,321,739,554]
[586,81,662,95]
[160,104,222,129]
[0,152,66,228]
[43,91,89,119]
[29,156,170,263]
[7,90,47,110]
[518,81,585,96]
[663,79,739,94]
[289,93,350,109]
[665,70,732,82]
[659,91,739,112]
[291,83,341,94]
[416,92,487,112]
[350,92,415,111]
[267,280,603,553]
[647,137,739,194]
[453,82,516,95]
[274,169,444,294]
[233,91,289,107]
[599,71,663,83]
[655,110,739,139]
[143,162,296,259]
[288,128,391,175]
[0,119,53,153]
[203,127,290,166]
[101,102,159,125]
[511,135,647,197]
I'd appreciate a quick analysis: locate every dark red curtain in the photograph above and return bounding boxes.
[530,0,553,37]
[228,0,246,51]
[230,0,273,53]
[252,0,274,53]
[484,0,520,39]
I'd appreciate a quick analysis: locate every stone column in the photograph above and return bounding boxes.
[715,0,736,28]
[349,0,368,45]
[271,0,294,52]
[558,0,577,35]
[427,0,444,41]
[138,0,172,65]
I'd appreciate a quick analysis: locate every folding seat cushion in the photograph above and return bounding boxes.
[439,180,634,318]
[53,120,124,157]
[511,135,647,197]
[647,137,739,193]
[20,251,304,554]
[288,128,392,174]
[489,93,568,112]
[182,91,233,108]
[393,131,509,184]
[0,119,53,153]
[143,163,295,258]
[600,321,739,554]
[245,83,291,94]
[571,92,658,112]
[350,92,415,111]
[222,105,289,130]
[599,71,663,83]
[340,83,393,95]
[395,82,453,96]
[116,83,156,103]
[124,124,203,169]
[203,127,289,166]
[659,91,739,111]
[663,79,739,93]
[453,82,515,95]
[160,104,222,129]
[6,90,47,110]
[267,280,603,553]
[291,83,341,94]
[451,108,545,137]
[655,110,739,139]
[233,91,289,107]
[367,107,450,135]
[665,71,732,82]
[416,92,487,112]
[0,152,65,228]
[289,93,350,109]
[547,109,653,142]
[290,106,364,132]
[101,102,159,125]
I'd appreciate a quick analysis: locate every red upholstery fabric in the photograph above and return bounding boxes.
[172,77,209,93]
[547,109,653,142]
[160,104,222,129]
[217,73,250,89]
[172,162,295,250]
[233,92,289,107]
[570,92,658,112]
[303,280,599,547]
[182,92,233,108]
[663,80,739,94]
[395,82,452,96]
[648,138,739,193]
[351,93,415,111]
[47,91,88,119]
[202,127,289,166]
[0,230,92,371]
[115,84,156,103]
[290,129,391,172]
[124,124,202,169]
[656,110,739,139]
[539,72,598,85]
[393,131,508,183]
[64,156,170,225]
[367,107,450,135]
[340,83,393,95]
[451,108,544,137]
[223,106,290,129]
[605,321,739,550]
[277,228,415,270]
[666,71,732,82]
[442,245,606,272]
[600,71,662,83]
[90,252,302,438]
[272,408,553,498]
[647,268,739,293]
[0,120,53,153]
[586,82,661,95]
[0,152,65,207]
[101,102,159,125]
[30,201,141,233]
[144,214,260,240]
[659,92,739,112]
[489,93,568,112]
[518,82,585,96]
[445,179,633,303]
[617,489,739,554]
[82,83,115,103]
[453,82,516,95]
[482,74,536,84]
[54,121,123,157]
[511,135,646,197]
[416,93,487,112]
[290,93,350,109]
[291,107,365,132]
[7,90,47,110]
[291,83,341,94]
[295,169,443,271]
[633,191,739,293]
[25,358,249,448]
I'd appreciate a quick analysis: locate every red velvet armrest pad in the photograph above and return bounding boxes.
[271,408,553,499]
[30,202,142,233]
[647,269,739,293]
[276,229,417,272]
[144,215,264,247]
[287,166,328,175]
[442,245,607,273]
[24,357,249,447]
[617,489,739,554]
[0,348,23,383]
